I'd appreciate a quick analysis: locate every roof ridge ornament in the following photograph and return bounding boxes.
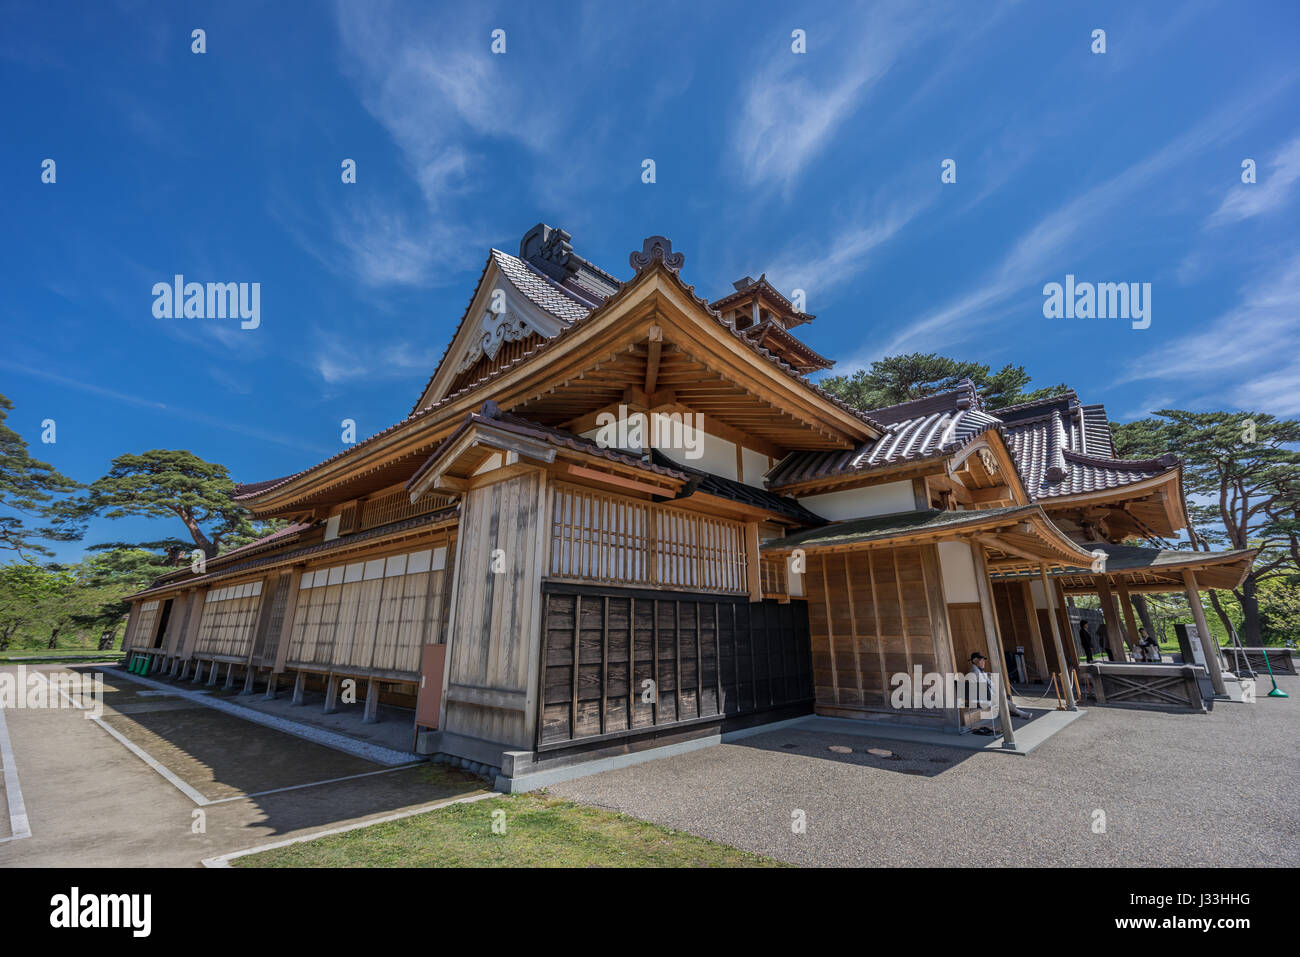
[629,235,684,274]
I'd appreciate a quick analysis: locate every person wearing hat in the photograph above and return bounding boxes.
[967,650,1031,736]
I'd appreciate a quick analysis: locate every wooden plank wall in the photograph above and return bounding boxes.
[536,584,812,748]
[443,471,547,749]
[807,544,952,722]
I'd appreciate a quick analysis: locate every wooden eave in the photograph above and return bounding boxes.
[238,264,881,516]
[1037,468,1186,540]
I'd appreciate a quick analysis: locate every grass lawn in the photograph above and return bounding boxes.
[0,649,124,665]
[232,791,784,868]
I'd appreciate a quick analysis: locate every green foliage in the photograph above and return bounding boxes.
[819,352,1069,412]
[1112,410,1300,643]
[0,392,83,561]
[79,449,268,558]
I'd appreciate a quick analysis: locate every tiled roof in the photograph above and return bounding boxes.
[406,404,689,493]
[740,320,834,371]
[490,249,593,322]
[766,380,1180,504]
[649,449,824,525]
[767,382,1000,490]
[234,242,887,507]
[760,505,1040,552]
[130,508,459,600]
[1000,399,1177,500]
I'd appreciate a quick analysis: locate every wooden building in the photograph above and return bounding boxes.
[122,225,1256,778]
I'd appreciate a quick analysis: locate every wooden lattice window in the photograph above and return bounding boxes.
[193,580,264,659]
[549,484,748,594]
[358,489,455,531]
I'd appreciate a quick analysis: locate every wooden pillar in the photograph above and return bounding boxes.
[222,662,236,690]
[971,542,1017,749]
[241,665,256,695]
[1018,580,1049,681]
[744,522,762,603]
[363,677,380,723]
[1115,581,1142,660]
[1181,569,1227,696]
[1092,576,1127,660]
[1039,566,1077,710]
[1052,580,1078,670]
[264,672,278,700]
[323,673,339,714]
[292,671,305,705]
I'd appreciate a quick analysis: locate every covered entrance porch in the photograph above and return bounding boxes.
[762,505,1105,751]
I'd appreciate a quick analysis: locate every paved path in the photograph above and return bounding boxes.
[0,664,482,866]
[553,675,1300,867]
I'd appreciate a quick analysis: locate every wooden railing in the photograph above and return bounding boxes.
[548,484,748,594]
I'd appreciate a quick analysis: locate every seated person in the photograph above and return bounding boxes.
[967,651,1031,735]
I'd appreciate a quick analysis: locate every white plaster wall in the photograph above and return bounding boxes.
[1029,579,1048,609]
[938,541,980,604]
[798,480,916,521]
[741,447,770,488]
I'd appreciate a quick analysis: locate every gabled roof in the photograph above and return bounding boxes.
[767,381,1001,490]
[232,230,896,512]
[741,319,834,373]
[709,274,814,326]
[406,404,688,498]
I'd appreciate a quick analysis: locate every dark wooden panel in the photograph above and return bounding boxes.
[538,583,812,748]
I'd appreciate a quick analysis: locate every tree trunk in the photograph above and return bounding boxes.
[1132,594,1157,641]
[1206,590,1237,644]
[0,625,13,651]
[1235,583,1263,645]
[47,626,61,650]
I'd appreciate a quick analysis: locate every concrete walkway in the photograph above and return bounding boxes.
[552,675,1300,867]
[0,664,483,866]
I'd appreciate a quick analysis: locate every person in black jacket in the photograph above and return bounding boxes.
[1079,620,1095,662]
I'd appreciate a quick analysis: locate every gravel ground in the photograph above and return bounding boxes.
[551,675,1300,866]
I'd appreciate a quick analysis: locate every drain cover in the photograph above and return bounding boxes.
[828,745,853,754]
[866,747,892,757]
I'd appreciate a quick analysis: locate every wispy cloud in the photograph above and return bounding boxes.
[1206,132,1300,227]
[728,3,939,193]
[875,90,1282,357]
[320,0,573,288]
[0,360,331,454]
[1119,250,1300,414]
[311,334,445,387]
[764,197,930,300]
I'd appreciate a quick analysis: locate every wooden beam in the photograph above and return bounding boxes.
[1181,569,1227,696]
[644,324,663,393]
[1115,581,1142,660]
[1039,566,1077,710]
[1018,579,1049,684]
[1092,575,1128,661]
[558,463,674,499]
[971,542,1017,748]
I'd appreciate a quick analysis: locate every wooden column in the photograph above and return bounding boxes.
[744,521,762,603]
[1181,569,1227,696]
[970,542,1017,749]
[1039,566,1077,710]
[1115,581,1142,659]
[1052,580,1078,670]
[1018,580,1049,681]
[1092,575,1127,660]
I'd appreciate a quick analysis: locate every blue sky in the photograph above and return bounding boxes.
[2,0,1299,563]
